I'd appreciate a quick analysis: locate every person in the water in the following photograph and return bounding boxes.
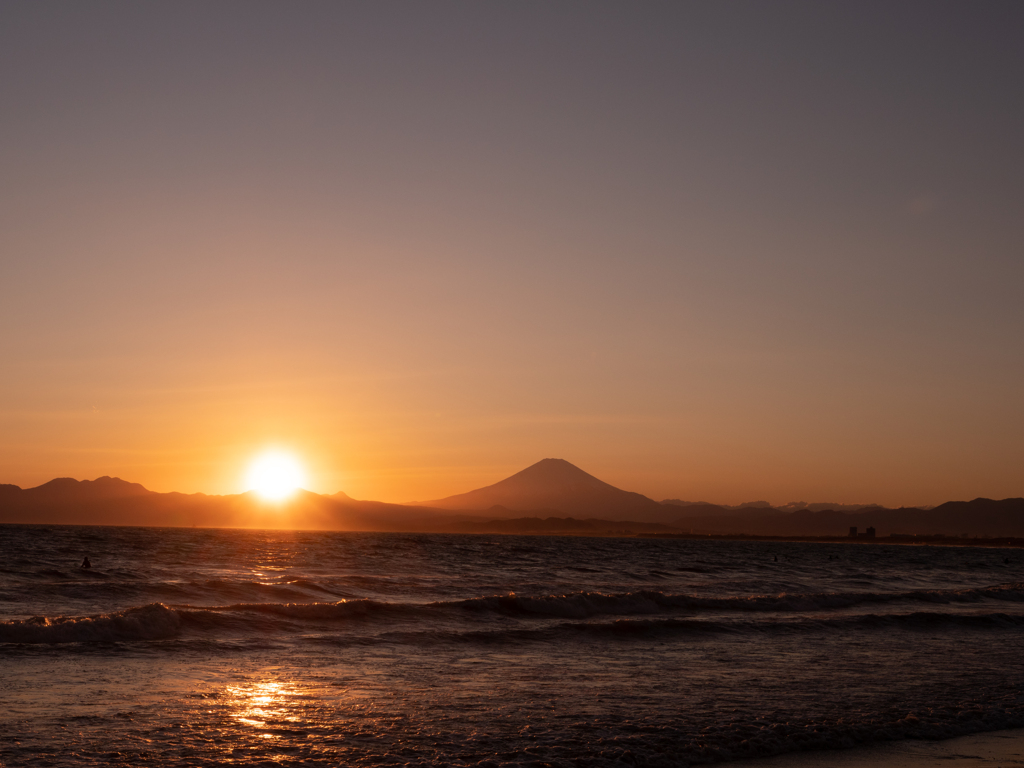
[80,556,91,569]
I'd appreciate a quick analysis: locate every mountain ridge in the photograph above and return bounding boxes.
[1,462,1022,537]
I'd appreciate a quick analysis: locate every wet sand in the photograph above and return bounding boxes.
[741,729,1024,767]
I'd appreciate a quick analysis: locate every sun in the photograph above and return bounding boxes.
[245,451,306,502]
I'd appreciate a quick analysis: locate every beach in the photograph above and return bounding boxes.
[743,728,1024,767]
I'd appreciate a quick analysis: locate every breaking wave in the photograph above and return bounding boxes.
[3,583,1024,645]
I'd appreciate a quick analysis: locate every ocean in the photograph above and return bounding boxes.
[1,525,1023,767]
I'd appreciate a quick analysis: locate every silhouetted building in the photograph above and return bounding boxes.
[849,527,858,538]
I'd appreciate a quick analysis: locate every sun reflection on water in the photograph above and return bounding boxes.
[225,680,300,731]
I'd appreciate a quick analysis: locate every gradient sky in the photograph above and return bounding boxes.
[2,1,1022,506]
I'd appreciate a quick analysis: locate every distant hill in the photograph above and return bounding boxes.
[0,478,455,532]
[447,516,678,535]
[672,499,1024,538]
[662,499,883,515]
[418,458,672,522]
[4,476,151,502]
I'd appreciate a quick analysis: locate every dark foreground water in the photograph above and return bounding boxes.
[1,525,1023,767]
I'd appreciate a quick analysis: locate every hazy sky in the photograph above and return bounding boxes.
[2,1,1022,506]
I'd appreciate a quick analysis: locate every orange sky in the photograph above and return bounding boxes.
[1,4,1022,507]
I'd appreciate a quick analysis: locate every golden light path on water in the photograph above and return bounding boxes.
[181,669,418,764]
[226,681,297,733]
[202,675,351,761]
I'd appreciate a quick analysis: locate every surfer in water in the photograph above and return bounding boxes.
[80,556,91,569]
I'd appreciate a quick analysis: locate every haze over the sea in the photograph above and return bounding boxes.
[1,2,1022,507]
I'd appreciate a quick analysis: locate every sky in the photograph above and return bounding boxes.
[1,1,1022,507]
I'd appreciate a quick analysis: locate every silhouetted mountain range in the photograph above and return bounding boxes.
[0,478,449,532]
[662,499,888,514]
[1,461,1022,538]
[667,500,1024,538]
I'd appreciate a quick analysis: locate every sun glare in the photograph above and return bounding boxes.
[246,451,306,502]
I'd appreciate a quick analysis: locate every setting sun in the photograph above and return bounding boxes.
[245,451,306,501]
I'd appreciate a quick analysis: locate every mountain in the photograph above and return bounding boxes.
[418,458,672,522]
[13,476,152,502]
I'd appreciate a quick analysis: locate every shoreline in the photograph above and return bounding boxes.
[639,532,1024,548]
[2,520,1024,546]
[736,728,1024,767]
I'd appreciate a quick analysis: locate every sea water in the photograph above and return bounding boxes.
[1,525,1023,766]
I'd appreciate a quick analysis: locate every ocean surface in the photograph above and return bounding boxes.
[1,525,1023,767]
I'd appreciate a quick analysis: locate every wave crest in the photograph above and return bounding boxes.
[0,603,181,644]
[5,583,1024,644]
